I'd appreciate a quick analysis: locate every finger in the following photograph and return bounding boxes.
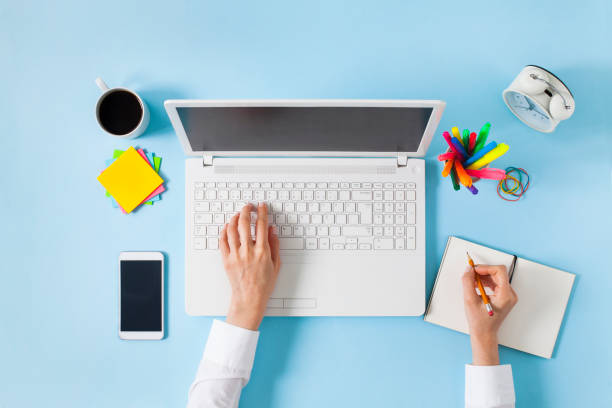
[227,214,240,251]
[238,204,253,247]
[510,286,519,306]
[478,275,497,291]
[255,203,270,250]
[219,224,230,257]
[268,225,280,270]
[492,281,517,306]
[474,265,510,288]
[461,267,480,306]
[475,265,517,306]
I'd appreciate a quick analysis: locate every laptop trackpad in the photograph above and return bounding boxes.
[280,254,355,264]
[272,255,379,298]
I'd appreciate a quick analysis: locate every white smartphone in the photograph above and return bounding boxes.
[118,251,164,340]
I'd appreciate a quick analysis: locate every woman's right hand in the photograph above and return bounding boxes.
[462,264,518,365]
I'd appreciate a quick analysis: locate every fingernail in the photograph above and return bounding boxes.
[259,202,264,207]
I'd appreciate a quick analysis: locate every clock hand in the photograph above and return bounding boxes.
[513,106,530,111]
[534,110,547,120]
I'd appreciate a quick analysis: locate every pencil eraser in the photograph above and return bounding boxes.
[488,311,494,316]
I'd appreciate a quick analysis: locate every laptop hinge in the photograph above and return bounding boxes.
[397,153,408,167]
[203,154,213,167]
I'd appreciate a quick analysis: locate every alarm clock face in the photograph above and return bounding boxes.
[505,91,553,131]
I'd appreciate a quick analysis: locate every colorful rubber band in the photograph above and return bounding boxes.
[497,167,530,201]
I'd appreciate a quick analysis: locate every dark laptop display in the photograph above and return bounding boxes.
[177,106,433,152]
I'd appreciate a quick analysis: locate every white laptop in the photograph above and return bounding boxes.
[165,100,445,316]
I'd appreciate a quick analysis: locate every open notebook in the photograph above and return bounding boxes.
[424,236,575,358]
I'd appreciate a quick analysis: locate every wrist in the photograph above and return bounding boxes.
[470,333,500,366]
[226,296,266,331]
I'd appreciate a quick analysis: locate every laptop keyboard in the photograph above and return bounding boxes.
[192,181,417,251]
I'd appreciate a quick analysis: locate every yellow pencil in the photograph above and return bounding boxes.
[466,252,494,316]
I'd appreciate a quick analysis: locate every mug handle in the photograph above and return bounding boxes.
[95,77,110,92]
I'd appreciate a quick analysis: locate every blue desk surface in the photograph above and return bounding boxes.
[2,1,611,406]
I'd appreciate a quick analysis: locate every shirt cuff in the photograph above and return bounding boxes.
[202,319,260,374]
[465,364,515,408]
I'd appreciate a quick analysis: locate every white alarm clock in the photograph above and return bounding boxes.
[503,65,575,133]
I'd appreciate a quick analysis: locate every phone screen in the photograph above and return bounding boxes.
[120,260,162,332]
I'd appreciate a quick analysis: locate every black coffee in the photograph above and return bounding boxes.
[98,90,143,135]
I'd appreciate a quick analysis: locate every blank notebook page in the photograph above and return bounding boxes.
[425,236,575,358]
[425,237,515,334]
[499,258,575,358]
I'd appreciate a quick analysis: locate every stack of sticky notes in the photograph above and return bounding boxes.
[97,146,165,214]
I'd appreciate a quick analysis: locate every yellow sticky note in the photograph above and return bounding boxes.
[97,146,164,213]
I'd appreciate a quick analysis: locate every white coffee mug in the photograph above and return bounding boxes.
[95,78,150,139]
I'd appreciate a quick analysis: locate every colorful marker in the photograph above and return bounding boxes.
[450,167,460,191]
[463,141,498,167]
[473,122,491,153]
[440,123,509,195]
[466,168,507,180]
[451,127,464,146]
[467,143,509,170]
[438,152,456,161]
[443,131,465,162]
[462,129,470,150]
[451,137,469,161]
[468,132,477,155]
[454,160,472,187]
[442,159,454,177]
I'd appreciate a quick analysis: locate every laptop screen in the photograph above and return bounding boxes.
[177,106,433,152]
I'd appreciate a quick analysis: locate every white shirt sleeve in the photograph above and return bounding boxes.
[465,364,515,408]
[187,320,260,408]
